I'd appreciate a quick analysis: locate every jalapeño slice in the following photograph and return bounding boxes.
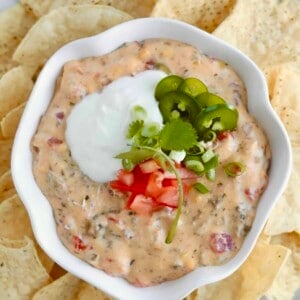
[194,103,238,134]
[154,75,183,101]
[195,92,226,110]
[178,77,208,98]
[159,91,199,123]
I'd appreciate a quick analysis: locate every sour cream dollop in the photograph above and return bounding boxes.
[66,70,166,182]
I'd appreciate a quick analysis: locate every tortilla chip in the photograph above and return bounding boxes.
[213,0,300,69]
[0,169,14,202]
[21,0,155,18]
[0,194,31,239]
[0,51,18,79]
[13,5,132,73]
[0,138,14,177]
[0,237,51,299]
[264,62,300,235]
[195,241,290,300]
[265,233,300,299]
[265,165,300,236]
[1,102,26,138]
[0,3,36,57]
[266,62,300,145]
[0,193,55,272]
[151,0,236,32]
[32,273,80,300]
[0,66,33,119]
[75,282,111,299]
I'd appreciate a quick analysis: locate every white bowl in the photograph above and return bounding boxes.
[11,18,291,300]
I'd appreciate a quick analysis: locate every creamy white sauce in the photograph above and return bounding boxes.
[65,70,166,182]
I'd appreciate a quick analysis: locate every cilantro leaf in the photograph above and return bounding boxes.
[159,119,197,151]
[127,120,144,139]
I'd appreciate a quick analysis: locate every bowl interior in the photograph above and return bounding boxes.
[11,18,291,300]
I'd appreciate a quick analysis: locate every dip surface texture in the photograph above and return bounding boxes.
[31,39,270,286]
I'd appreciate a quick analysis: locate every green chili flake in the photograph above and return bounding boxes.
[223,161,245,177]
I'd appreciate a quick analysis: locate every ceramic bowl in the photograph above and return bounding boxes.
[11,18,291,300]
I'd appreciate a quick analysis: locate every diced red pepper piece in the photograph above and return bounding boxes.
[47,137,63,147]
[210,232,233,253]
[55,112,65,120]
[217,130,232,141]
[73,235,87,251]
[244,187,259,201]
[145,60,155,70]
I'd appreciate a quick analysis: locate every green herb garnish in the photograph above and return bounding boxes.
[114,73,239,244]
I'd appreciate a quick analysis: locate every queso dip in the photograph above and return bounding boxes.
[31,39,270,286]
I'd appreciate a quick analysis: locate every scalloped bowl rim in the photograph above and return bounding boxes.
[11,18,291,300]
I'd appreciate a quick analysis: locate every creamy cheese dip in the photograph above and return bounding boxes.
[31,39,270,286]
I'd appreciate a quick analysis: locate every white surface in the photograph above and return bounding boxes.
[66,70,165,182]
[0,0,17,10]
[11,18,292,300]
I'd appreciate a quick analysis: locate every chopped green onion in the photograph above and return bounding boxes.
[204,155,218,170]
[193,182,209,194]
[169,150,186,163]
[203,130,217,142]
[206,168,216,181]
[201,149,215,163]
[223,162,245,177]
[185,160,204,174]
[132,105,147,120]
[187,143,205,155]
[141,122,161,137]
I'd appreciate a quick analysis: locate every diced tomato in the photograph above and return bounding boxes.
[139,159,160,174]
[125,193,137,209]
[156,186,179,208]
[162,178,178,187]
[117,170,134,186]
[130,194,157,215]
[110,160,196,215]
[145,171,164,198]
[210,233,233,253]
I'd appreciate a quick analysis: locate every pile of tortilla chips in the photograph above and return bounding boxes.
[0,0,299,299]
